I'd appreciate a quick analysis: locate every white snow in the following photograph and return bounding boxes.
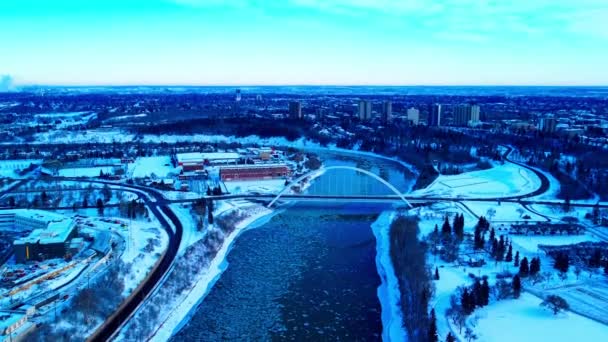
[0,159,41,177]
[472,293,608,342]
[127,156,179,179]
[58,166,115,177]
[371,211,407,342]
[413,162,540,198]
[223,179,286,194]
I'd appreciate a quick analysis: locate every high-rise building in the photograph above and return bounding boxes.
[540,116,557,133]
[471,105,480,123]
[289,101,302,120]
[358,100,372,121]
[381,101,392,123]
[454,104,480,126]
[429,104,442,127]
[235,89,241,102]
[407,107,420,125]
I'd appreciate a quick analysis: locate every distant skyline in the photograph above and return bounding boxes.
[1,0,608,86]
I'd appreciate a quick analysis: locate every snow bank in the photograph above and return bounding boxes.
[472,293,608,342]
[371,211,407,342]
[148,204,276,342]
[413,163,541,198]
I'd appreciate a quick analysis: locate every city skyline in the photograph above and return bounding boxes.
[1,0,608,86]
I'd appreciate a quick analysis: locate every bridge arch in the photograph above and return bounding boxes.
[267,165,413,208]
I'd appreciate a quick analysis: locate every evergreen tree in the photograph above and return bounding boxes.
[488,227,495,248]
[520,257,530,277]
[590,249,602,268]
[512,274,522,298]
[604,261,608,275]
[514,251,520,267]
[554,253,569,273]
[506,243,513,262]
[481,278,490,306]
[492,238,499,258]
[96,198,104,215]
[446,333,456,342]
[473,281,483,307]
[433,224,439,236]
[442,215,452,236]
[434,267,440,280]
[461,288,474,315]
[82,197,88,208]
[428,309,438,342]
[473,222,485,250]
[530,257,541,275]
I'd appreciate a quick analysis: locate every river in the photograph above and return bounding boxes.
[171,151,414,341]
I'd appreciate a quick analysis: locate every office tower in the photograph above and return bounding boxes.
[255,94,263,104]
[453,104,471,126]
[381,101,393,123]
[429,104,442,127]
[470,105,480,123]
[540,116,557,133]
[407,107,420,125]
[289,101,302,119]
[235,89,241,102]
[358,100,372,121]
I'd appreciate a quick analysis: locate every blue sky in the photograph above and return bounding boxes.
[1,0,607,86]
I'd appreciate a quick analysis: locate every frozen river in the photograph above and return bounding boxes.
[172,151,414,340]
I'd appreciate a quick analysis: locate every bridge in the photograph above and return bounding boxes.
[266,165,413,208]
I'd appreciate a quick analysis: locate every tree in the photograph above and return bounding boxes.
[505,243,513,262]
[514,251,520,267]
[519,257,530,277]
[480,278,490,306]
[428,309,438,342]
[453,213,464,240]
[434,267,440,280]
[465,326,477,342]
[102,184,112,202]
[473,222,485,250]
[563,196,571,212]
[446,332,456,342]
[8,196,15,207]
[530,257,541,275]
[512,274,521,298]
[442,215,452,236]
[554,253,569,273]
[96,198,104,216]
[589,249,602,268]
[82,197,88,208]
[541,295,570,315]
[461,288,475,315]
[488,227,495,248]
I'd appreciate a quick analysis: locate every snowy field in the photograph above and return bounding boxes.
[413,163,540,198]
[0,159,41,177]
[510,234,599,253]
[462,201,547,223]
[472,293,608,342]
[58,166,115,177]
[127,156,179,179]
[224,179,286,194]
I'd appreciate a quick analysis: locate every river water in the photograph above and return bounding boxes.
[172,151,414,341]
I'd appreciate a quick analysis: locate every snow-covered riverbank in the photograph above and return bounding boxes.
[147,204,277,341]
[371,210,407,342]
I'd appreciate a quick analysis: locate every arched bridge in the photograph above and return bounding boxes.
[267,166,413,208]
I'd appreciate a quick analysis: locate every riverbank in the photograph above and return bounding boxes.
[126,203,277,341]
[371,210,407,342]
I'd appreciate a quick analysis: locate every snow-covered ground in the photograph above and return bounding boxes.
[462,201,547,223]
[224,179,286,194]
[58,166,115,178]
[0,159,41,177]
[127,156,179,179]
[413,163,540,198]
[472,293,608,342]
[371,211,407,342]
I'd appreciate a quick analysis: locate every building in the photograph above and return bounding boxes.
[289,101,302,120]
[220,164,291,181]
[11,211,77,263]
[429,104,442,127]
[453,104,480,126]
[540,116,557,133]
[176,152,240,171]
[235,89,241,102]
[0,313,27,336]
[381,101,392,123]
[358,100,372,121]
[406,107,420,125]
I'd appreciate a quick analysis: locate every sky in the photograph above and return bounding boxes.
[0,0,607,86]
